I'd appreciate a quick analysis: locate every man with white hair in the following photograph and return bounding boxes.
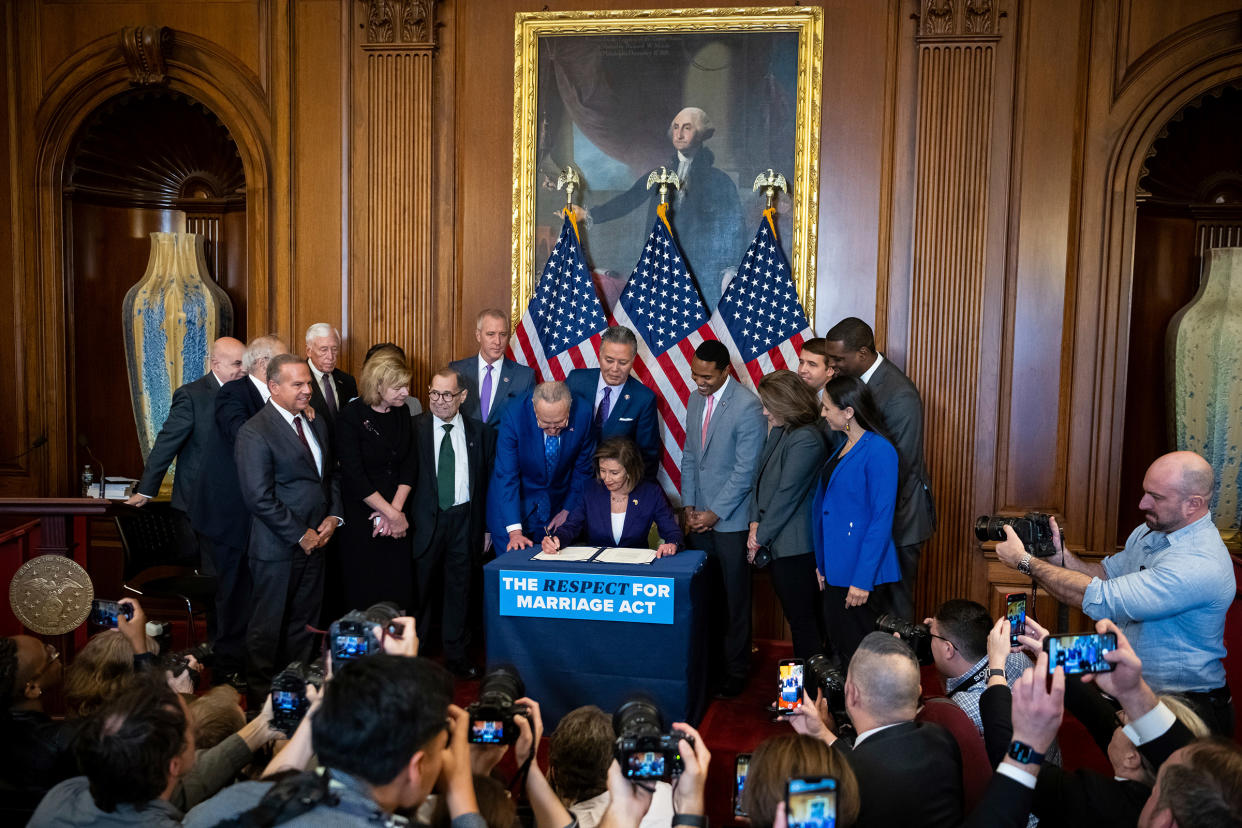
[304,322,357,427]
[580,106,744,311]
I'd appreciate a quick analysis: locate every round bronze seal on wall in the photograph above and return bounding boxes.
[9,555,94,635]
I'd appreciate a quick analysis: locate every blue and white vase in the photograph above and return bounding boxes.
[122,232,233,462]
[1167,246,1242,549]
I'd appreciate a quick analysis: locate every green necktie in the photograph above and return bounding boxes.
[437,423,455,510]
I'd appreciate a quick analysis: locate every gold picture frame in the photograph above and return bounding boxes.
[511,6,823,322]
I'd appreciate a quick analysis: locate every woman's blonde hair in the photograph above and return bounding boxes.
[359,350,412,406]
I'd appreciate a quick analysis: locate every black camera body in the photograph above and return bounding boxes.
[467,665,528,746]
[975,513,1058,557]
[270,660,325,736]
[803,654,854,738]
[875,614,934,666]
[613,697,690,782]
[328,603,404,662]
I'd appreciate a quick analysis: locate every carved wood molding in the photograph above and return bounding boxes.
[916,0,1001,40]
[360,0,436,47]
[119,26,173,85]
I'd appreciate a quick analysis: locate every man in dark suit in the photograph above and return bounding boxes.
[411,368,495,679]
[187,335,287,684]
[234,353,342,703]
[565,325,660,481]
[486,381,596,552]
[450,308,534,429]
[126,336,245,515]
[304,322,358,428]
[680,340,766,698]
[826,317,935,620]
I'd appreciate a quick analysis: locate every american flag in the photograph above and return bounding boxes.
[710,208,812,389]
[511,212,609,381]
[611,205,719,499]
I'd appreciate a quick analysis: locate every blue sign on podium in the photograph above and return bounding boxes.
[497,570,675,624]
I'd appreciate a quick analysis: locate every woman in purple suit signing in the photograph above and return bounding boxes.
[541,437,682,557]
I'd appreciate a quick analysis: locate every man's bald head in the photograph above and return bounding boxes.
[845,632,921,728]
[210,337,246,383]
[1138,451,1214,533]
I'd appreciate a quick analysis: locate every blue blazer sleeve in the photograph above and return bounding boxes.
[852,436,899,591]
[137,383,196,496]
[649,483,684,547]
[486,405,524,538]
[563,405,598,514]
[553,490,591,546]
[633,391,662,481]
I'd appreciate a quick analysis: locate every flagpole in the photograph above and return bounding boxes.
[646,166,682,235]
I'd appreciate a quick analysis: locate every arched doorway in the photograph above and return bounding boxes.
[63,88,247,485]
[1117,82,1242,541]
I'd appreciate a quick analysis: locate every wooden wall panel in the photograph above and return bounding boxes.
[905,1,1015,616]
[348,1,436,393]
[292,0,346,357]
[35,0,264,93]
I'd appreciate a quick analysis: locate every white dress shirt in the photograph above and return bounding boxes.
[611,510,626,544]
[249,373,273,403]
[860,352,885,385]
[432,411,471,506]
[270,401,323,477]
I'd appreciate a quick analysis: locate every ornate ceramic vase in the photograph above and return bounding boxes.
[1167,246,1242,549]
[122,232,233,462]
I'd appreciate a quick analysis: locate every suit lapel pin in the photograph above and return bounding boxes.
[503,377,510,383]
[632,498,639,506]
[624,394,630,400]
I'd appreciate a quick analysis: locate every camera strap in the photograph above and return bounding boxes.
[945,665,989,698]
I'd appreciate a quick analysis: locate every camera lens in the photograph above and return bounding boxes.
[478,664,525,706]
[613,695,665,740]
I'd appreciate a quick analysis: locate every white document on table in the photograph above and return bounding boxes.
[530,546,600,562]
[593,547,658,565]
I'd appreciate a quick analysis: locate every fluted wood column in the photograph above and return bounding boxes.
[349,1,437,391]
[905,0,1016,614]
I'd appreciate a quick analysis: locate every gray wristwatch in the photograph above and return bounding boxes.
[1017,553,1033,575]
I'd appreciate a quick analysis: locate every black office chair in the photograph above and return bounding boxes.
[114,503,217,646]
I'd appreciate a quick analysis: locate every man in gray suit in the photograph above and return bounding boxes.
[235,353,343,703]
[826,317,936,620]
[450,308,534,429]
[681,340,766,698]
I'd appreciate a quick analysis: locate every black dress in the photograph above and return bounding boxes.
[336,398,417,612]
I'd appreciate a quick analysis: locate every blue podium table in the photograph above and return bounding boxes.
[484,549,707,730]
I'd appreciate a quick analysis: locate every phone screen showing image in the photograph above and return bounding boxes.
[89,600,120,627]
[1006,593,1027,647]
[786,776,837,828]
[778,660,804,714]
[734,754,751,817]
[1045,632,1117,675]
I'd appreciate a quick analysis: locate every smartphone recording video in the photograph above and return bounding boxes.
[1044,632,1117,675]
[785,776,837,828]
[778,659,804,715]
[1005,592,1027,647]
[734,753,751,817]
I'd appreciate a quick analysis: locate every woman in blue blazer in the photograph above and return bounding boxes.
[543,437,683,556]
[813,375,901,666]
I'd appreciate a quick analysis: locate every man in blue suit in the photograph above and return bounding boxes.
[487,381,597,551]
[681,340,766,697]
[565,325,661,481]
[450,309,534,429]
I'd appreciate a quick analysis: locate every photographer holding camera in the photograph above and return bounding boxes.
[185,655,484,828]
[994,451,1235,735]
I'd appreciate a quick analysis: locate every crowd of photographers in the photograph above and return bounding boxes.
[3,589,1240,828]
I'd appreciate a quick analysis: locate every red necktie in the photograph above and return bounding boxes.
[701,395,715,449]
[293,415,312,454]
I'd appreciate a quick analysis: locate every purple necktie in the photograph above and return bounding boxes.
[480,364,494,421]
[595,386,612,428]
[322,374,337,413]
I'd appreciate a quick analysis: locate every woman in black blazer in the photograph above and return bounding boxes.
[543,437,682,556]
[747,370,828,659]
[336,350,417,611]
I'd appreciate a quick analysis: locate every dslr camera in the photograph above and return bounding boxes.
[804,654,854,740]
[270,660,325,736]
[328,602,405,662]
[875,614,934,666]
[467,665,529,745]
[613,695,691,782]
[975,513,1058,558]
